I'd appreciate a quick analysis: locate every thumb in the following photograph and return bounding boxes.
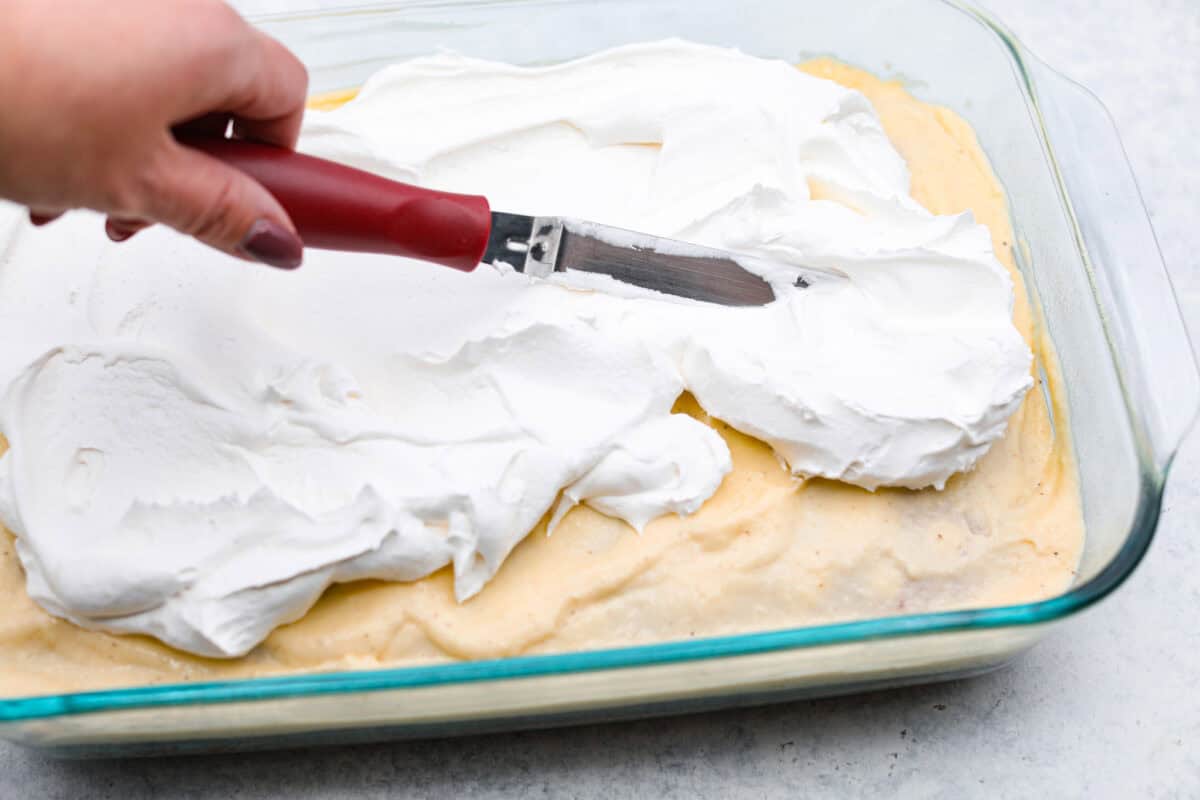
[138,140,304,269]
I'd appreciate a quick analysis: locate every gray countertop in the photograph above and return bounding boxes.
[4,0,1199,796]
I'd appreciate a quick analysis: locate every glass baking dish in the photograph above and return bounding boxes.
[1,0,1195,757]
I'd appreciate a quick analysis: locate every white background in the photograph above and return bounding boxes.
[3,0,1199,796]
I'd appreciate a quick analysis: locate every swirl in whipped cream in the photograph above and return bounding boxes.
[0,41,1031,657]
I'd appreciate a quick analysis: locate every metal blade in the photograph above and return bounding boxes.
[484,212,806,306]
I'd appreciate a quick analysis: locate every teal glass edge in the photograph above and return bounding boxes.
[0,1,1180,725]
[0,474,1162,724]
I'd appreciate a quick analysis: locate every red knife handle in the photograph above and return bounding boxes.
[185,137,492,271]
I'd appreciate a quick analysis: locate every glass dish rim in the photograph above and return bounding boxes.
[0,0,1183,725]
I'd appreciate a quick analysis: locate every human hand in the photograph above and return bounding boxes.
[0,0,308,268]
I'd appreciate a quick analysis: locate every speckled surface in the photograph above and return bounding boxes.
[3,0,1199,796]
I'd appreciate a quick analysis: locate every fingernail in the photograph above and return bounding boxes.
[105,219,136,242]
[30,212,61,227]
[239,219,303,270]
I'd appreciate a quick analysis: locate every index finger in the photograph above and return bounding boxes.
[226,31,307,149]
[227,32,309,149]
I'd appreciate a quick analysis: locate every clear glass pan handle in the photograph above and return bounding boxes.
[1022,50,1199,474]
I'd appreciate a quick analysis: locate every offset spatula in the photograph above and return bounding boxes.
[188,138,799,306]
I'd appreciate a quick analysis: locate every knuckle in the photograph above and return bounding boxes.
[202,0,248,34]
[97,169,152,217]
[189,1,255,67]
[185,172,246,247]
[272,37,309,84]
[110,148,170,217]
[288,52,310,93]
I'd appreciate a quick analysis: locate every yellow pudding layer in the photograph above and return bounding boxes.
[0,61,1083,697]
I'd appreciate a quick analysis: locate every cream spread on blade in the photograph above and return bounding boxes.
[0,41,1031,658]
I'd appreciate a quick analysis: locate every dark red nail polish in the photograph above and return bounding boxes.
[239,219,304,270]
[30,212,62,227]
[105,219,136,242]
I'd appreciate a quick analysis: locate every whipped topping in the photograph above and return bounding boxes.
[0,41,1031,657]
